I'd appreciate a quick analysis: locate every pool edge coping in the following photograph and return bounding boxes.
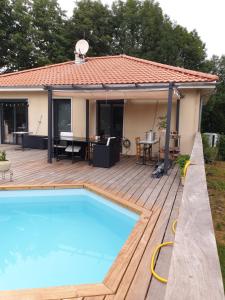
[0,183,151,300]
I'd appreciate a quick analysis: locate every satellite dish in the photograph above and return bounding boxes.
[75,39,89,55]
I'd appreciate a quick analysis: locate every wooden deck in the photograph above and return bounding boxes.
[0,145,183,300]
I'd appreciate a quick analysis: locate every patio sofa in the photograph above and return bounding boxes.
[23,135,48,149]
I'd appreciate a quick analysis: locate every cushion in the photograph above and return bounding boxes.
[65,145,81,153]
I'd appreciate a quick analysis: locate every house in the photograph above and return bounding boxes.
[0,53,218,167]
[0,53,223,299]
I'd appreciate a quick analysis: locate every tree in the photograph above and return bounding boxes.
[67,0,113,57]
[0,0,211,73]
[171,27,207,70]
[8,0,35,71]
[110,0,207,70]
[31,0,68,66]
[111,0,141,55]
[0,0,13,69]
[202,55,225,134]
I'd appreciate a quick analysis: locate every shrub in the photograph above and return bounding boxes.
[0,151,7,161]
[204,147,219,163]
[202,134,218,163]
[218,135,225,161]
[176,154,190,176]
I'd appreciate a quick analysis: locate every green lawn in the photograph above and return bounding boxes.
[206,161,225,290]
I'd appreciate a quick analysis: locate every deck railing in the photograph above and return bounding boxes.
[165,132,224,300]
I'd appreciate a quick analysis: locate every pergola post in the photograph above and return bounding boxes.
[164,82,174,174]
[47,88,53,163]
[86,99,90,139]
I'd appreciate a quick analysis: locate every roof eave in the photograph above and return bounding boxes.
[0,86,45,92]
[0,81,217,92]
[176,81,217,89]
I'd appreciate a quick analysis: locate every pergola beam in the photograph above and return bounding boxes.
[45,83,172,92]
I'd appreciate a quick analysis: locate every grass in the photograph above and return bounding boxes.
[206,161,225,290]
[218,244,225,286]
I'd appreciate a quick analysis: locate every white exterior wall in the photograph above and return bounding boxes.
[179,90,201,154]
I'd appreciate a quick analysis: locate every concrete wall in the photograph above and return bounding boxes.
[123,99,177,155]
[71,98,86,137]
[0,89,201,155]
[179,90,201,154]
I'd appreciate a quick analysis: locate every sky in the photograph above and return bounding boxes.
[58,0,225,58]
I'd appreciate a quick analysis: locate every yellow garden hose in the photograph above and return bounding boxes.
[150,219,178,283]
[183,160,191,177]
[172,219,177,234]
[150,241,173,283]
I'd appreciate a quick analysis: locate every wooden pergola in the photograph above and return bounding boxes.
[46,82,180,174]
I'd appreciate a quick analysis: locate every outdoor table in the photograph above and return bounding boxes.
[13,131,33,150]
[54,136,107,163]
[138,139,159,165]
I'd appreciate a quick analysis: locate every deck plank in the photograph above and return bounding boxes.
[104,168,179,300]
[124,169,180,300]
[145,185,183,299]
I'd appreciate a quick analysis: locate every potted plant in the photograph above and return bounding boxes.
[176,154,190,185]
[0,150,11,172]
[158,115,167,132]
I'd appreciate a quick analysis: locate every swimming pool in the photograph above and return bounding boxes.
[0,188,139,291]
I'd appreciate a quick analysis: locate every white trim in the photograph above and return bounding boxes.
[0,88,44,92]
[176,83,217,89]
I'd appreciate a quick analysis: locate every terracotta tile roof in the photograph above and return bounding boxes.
[0,54,218,87]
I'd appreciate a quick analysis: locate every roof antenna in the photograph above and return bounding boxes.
[74,39,89,64]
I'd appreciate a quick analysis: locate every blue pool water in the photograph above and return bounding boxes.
[0,189,138,290]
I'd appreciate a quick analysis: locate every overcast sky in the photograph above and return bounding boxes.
[58,0,225,58]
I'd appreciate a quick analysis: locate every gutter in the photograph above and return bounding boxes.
[0,81,217,92]
[0,87,45,92]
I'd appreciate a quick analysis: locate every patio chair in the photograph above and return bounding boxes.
[54,132,70,160]
[60,132,81,163]
[135,137,142,162]
[93,137,120,168]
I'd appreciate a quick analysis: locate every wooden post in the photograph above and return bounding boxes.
[86,99,90,139]
[47,88,53,163]
[164,82,174,174]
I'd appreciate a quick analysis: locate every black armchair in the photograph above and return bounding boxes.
[93,137,120,168]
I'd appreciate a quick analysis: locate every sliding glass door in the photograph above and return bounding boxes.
[0,101,28,144]
[53,99,71,137]
[97,100,124,138]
